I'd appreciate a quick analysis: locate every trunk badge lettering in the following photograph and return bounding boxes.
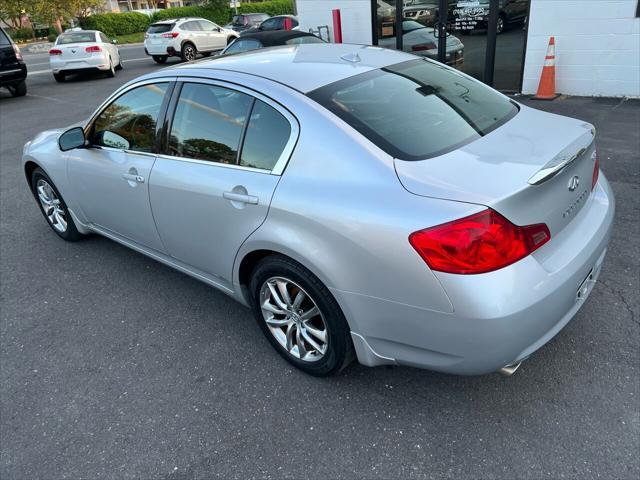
[568,176,580,191]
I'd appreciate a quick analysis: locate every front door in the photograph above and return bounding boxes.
[149,81,296,285]
[67,82,171,251]
[198,20,226,50]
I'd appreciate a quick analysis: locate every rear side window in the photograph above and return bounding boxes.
[147,23,174,34]
[180,21,202,31]
[0,29,11,45]
[57,32,97,44]
[240,101,291,170]
[91,83,169,152]
[168,83,253,165]
[308,59,518,160]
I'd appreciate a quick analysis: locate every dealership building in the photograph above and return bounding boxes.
[294,0,640,97]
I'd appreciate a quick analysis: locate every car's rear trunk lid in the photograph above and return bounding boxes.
[394,104,597,236]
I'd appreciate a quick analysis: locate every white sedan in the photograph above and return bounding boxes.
[49,30,122,82]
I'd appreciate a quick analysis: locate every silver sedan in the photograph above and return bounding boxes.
[22,44,614,377]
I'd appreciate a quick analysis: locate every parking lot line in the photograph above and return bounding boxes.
[27,57,151,76]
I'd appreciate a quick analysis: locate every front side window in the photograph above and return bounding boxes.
[260,18,279,30]
[168,83,253,164]
[198,20,217,31]
[285,35,323,45]
[308,59,518,160]
[100,33,110,43]
[91,83,169,152]
[180,21,202,31]
[224,38,262,55]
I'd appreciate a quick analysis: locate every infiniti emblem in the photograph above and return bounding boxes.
[568,175,580,191]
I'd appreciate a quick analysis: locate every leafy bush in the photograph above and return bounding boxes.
[237,0,294,17]
[6,27,34,42]
[150,3,230,26]
[47,33,57,43]
[79,12,151,37]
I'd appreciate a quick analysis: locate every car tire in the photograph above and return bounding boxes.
[106,58,116,77]
[152,55,168,64]
[31,168,84,242]
[181,42,197,62]
[249,254,354,377]
[8,80,27,97]
[53,72,65,83]
[116,58,123,70]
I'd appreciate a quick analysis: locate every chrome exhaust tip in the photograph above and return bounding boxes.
[498,362,522,376]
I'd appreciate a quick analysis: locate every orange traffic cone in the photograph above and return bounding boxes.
[533,37,560,100]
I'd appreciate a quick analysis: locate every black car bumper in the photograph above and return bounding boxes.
[0,62,27,87]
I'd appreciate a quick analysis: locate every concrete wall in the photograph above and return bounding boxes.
[522,0,640,97]
[295,0,373,44]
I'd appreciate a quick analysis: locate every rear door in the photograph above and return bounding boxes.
[149,80,297,286]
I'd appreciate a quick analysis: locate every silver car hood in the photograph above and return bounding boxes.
[394,104,597,235]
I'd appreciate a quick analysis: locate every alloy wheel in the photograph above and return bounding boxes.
[183,45,196,61]
[259,277,329,362]
[36,179,67,233]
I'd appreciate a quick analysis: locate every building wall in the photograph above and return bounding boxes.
[522,0,640,97]
[295,0,372,44]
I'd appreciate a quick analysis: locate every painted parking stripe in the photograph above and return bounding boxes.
[27,57,152,76]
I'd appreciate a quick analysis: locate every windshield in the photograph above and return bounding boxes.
[57,32,96,44]
[308,59,518,160]
[403,20,426,32]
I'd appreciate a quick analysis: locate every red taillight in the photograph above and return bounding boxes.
[162,32,179,38]
[49,48,62,55]
[412,42,436,52]
[12,43,23,60]
[592,150,600,190]
[409,209,551,275]
[85,45,102,53]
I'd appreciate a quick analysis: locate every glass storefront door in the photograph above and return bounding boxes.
[372,0,530,92]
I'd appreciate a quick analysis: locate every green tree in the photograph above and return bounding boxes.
[0,0,28,28]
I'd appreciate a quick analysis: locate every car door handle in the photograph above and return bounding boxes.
[122,173,145,183]
[223,191,258,204]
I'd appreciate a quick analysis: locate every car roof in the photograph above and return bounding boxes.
[237,30,319,46]
[166,43,415,93]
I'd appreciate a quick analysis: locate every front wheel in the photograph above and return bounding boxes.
[31,168,83,241]
[249,255,353,376]
[8,80,26,97]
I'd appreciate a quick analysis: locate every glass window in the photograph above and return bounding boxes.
[260,18,279,30]
[224,38,263,55]
[168,83,253,165]
[57,32,97,44]
[240,101,291,170]
[0,29,11,45]
[198,20,217,31]
[91,83,169,152]
[180,21,202,31]
[308,59,518,160]
[285,35,323,45]
[100,33,110,43]
[147,23,174,34]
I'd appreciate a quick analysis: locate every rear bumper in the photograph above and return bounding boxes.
[337,175,615,375]
[0,63,27,86]
[51,55,111,73]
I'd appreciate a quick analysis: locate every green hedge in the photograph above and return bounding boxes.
[5,27,35,42]
[79,0,294,37]
[237,0,294,17]
[79,12,151,37]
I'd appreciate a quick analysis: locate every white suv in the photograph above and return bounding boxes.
[144,17,238,63]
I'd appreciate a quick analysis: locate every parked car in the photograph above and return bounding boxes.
[221,30,323,56]
[378,20,464,67]
[470,0,529,33]
[224,13,270,33]
[49,30,122,82]
[144,17,239,63]
[240,15,299,35]
[0,27,27,97]
[22,44,613,377]
[403,0,458,27]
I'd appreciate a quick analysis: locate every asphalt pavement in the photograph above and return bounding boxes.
[1,45,639,479]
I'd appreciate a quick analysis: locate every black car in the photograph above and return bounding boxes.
[0,27,27,97]
[240,15,299,36]
[225,13,270,33]
[469,0,529,34]
[221,30,323,56]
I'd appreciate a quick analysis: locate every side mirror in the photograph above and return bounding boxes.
[216,27,222,32]
[58,127,86,151]
[112,38,118,44]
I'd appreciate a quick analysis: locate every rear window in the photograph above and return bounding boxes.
[285,35,324,45]
[147,23,174,34]
[308,59,518,160]
[57,32,97,44]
